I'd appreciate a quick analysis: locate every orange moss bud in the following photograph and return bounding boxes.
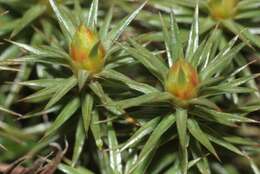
[70,25,105,74]
[165,59,199,100]
[208,0,238,20]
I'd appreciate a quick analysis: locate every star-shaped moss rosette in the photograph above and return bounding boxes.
[6,0,151,169]
[115,0,260,48]
[154,0,260,48]
[113,7,260,174]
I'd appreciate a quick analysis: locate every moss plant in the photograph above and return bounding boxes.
[0,1,259,174]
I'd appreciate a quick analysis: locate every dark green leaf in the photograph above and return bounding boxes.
[81,94,94,134]
[45,76,77,110]
[100,69,158,94]
[112,92,172,110]
[187,119,218,159]
[90,110,103,149]
[11,5,46,38]
[105,1,146,48]
[131,114,176,171]
[120,117,161,151]
[42,97,80,140]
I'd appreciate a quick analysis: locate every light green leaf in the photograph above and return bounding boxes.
[169,10,184,62]
[87,0,98,30]
[0,66,20,71]
[13,78,65,88]
[77,70,90,90]
[0,105,22,117]
[159,13,173,66]
[72,118,86,167]
[49,0,75,38]
[58,163,94,174]
[186,4,199,61]
[249,158,260,174]
[100,6,113,41]
[9,41,69,59]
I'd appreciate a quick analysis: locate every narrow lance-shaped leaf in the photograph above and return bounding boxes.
[249,157,260,174]
[81,94,94,134]
[45,76,77,110]
[222,20,260,48]
[90,110,103,149]
[87,0,98,30]
[198,106,258,124]
[112,92,172,110]
[130,114,176,172]
[169,10,184,62]
[77,70,90,90]
[58,163,94,174]
[123,39,168,83]
[207,134,244,156]
[42,97,80,141]
[0,66,20,72]
[107,121,122,173]
[105,1,147,49]
[89,81,124,115]
[191,144,211,174]
[120,117,161,151]
[0,105,22,117]
[13,78,65,88]
[100,69,158,94]
[72,118,86,167]
[176,108,188,174]
[176,108,188,149]
[49,0,75,38]
[8,41,70,59]
[160,13,173,67]
[187,119,219,159]
[201,42,245,80]
[99,6,113,41]
[11,5,46,38]
[186,4,199,61]
[19,85,59,103]
[132,147,157,174]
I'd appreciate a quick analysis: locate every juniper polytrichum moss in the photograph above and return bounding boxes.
[0,0,259,174]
